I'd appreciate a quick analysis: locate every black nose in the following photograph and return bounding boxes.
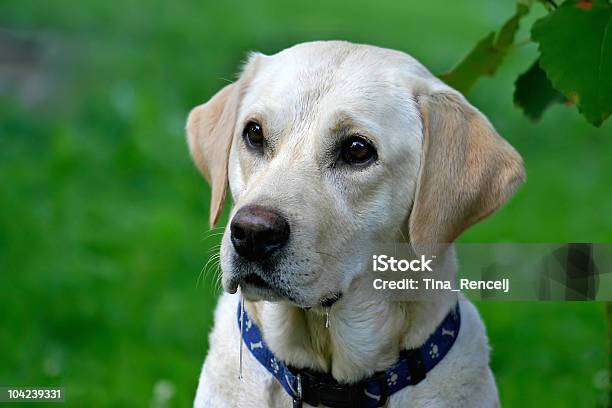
[230,205,290,261]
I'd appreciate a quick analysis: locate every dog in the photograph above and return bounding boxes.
[187,41,524,407]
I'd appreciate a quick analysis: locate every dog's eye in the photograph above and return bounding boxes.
[340,136,377,166]
[243,121,264,151]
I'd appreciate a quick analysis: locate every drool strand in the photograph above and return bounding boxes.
[238,292,245,381]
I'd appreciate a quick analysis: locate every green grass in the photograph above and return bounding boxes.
[0,1,610,406]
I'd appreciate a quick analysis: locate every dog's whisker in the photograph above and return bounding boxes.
[198,252,221,288]
[202,226,225,235]
[206,226,225,232]
[213,265,223,294]
[204,231,225,236]
[196,265,205,289]
[201,233,225,243]
[207,255,221,278]
[203,254,223,295]
[201,228,226,241]
[207,244,222,255]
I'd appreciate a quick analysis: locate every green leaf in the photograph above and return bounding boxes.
[528,0,559,12]
[441,4,529,94]
[532,0,612,127]
[514,59,566,121]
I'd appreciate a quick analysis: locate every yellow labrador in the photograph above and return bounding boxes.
[187,41,524,407]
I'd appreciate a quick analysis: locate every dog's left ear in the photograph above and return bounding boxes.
[409,91,525,244]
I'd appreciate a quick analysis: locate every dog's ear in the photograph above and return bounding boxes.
[187,83,241,227]
[187,54,263,227]
[409,91,525,244]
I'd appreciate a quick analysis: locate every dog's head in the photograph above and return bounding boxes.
[187,41,524,308]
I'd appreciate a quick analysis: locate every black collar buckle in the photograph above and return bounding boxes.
[295,369,388,408]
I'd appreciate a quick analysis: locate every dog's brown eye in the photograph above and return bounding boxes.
[243,121,264,150]
[340,136,377,166]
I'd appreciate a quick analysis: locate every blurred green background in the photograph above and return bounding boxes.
[1,0,610,406]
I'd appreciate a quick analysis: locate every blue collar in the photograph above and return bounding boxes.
[238,301,461,408]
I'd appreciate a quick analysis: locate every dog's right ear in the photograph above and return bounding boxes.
[187,54,263,227]
[187,83,241,227]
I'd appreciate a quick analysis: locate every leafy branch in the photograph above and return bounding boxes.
[440,0,612,127]
[442,3,612,403]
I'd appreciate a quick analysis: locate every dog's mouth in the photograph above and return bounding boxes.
[225,271,274,295]
[320,292,343,308]
[242,273,272,289]
[229,271,342,308]
[237,273,284,302]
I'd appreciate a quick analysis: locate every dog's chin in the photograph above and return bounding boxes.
[239,276,284,302]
